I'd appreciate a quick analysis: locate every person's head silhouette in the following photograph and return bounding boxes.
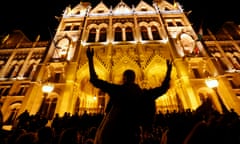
[123,69,135,84]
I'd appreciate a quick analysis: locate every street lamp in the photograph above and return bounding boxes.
[39,83,54,116]
[42,83,54,93]
[205,78,228,114]
[205,78,218,88]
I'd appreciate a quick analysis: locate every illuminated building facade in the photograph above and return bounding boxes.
[0,0,240,125]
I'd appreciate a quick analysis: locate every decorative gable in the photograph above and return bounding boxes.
[64,2,90,17]
[157,0,178,11]
[90,1,110,15]
[112,1,132,15]
[135,0,156,14]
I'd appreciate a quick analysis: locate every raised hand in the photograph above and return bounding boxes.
[167,60,172,70]
[87,47,94,59]
[166,60,172,76]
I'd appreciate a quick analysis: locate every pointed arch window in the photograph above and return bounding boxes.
[74,97,80,115]
[140,26,149,40]
[151,26,161,40]
[192,68,201,78]
[215,56,229,71]
[0,60,6,71]
[233,54,240,65]
[23,64,33,78]
[5,108,18,125]
[53,37,71,61]
[114,27,122,41]
[6,65,16,78]
[126,27,134,41]
[17,85,29,96]
[99,27,107,42]
[6,64,22,78]
[0,86,11,96]
[24,63,38,78]
[226,53,240,70]
[87,28,97,42]
[40,97,57,120]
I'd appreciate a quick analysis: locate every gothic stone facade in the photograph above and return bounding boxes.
[1,0,240,124]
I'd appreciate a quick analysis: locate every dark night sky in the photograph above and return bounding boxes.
[0,0,239,41]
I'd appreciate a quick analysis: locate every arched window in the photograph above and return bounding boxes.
[48,98,57,120]
[0,60,5,71]
[140,26,149,40]
[215,56,228,71]
[6,65,16,78]
[7,64,22,78]
[5,102,21,125]
[151,26,161,40]
[227,54,240,70]
[114,27,122,41]
[39,97,57,120]
[87,28,97,42]
[234,55,240,65]
[24,63,36,78]
[126,27,134,41]
[53,37,71,61]
[5,108,18,125]
[17,86,28,96]
[99,28,107,42]
[0,87,11,96]
[74,97,80,115]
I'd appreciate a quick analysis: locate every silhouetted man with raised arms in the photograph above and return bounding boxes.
[86,47,172,144]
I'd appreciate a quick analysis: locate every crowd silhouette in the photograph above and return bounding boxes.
[0,48,240,144]
[1,108,240,144]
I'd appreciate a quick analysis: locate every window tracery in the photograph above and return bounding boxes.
[63,23,81,31]
[114,27,123,41]
[52,36,73,61]
[87,28,97,42]
[125,27,134,41]
[165,18,185,27]
[140,26,149,40]
[99,27,107,42]
[151,25,161,40]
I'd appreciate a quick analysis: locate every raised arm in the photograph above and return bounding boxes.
[145,60,172,99]
[86,47,98,81]
[86,47,116,92]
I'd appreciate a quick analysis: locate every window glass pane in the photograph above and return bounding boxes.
[141,26,149,40]
[115,27,122,41]
[64,25,71,31]
[126,27,134,41]
[87,28,97,42]
[99,28,107,42]
[151,26,161,40]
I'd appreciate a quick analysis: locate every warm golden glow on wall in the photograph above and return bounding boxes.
[205,78,219,89]
[2,0,240,124]
[42,83,54,93]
